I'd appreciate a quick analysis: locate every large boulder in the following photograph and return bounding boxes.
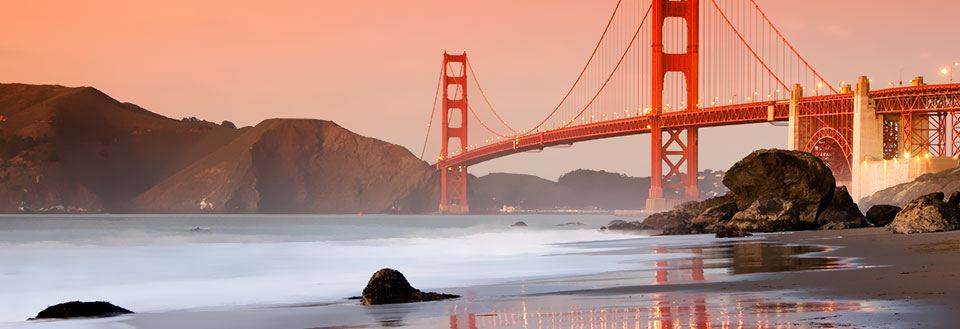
[816,186,868,230]
[361,268,459,305]
[888,193,960,234]
[721,198,802,234]
[30,301,132,320]
[865,205,901,227]
[723,149,835,226]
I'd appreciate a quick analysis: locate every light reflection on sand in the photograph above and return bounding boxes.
[440,247,867,329]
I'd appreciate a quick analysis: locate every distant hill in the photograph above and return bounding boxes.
[468,169,728,213]
[0,83,438,213]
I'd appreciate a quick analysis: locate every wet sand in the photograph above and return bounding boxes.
[554,227,960,328]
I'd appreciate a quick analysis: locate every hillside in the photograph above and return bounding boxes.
[136,119,437,213]
[0,84,238,212]
[0,83,438,213]
[862,167,960,207]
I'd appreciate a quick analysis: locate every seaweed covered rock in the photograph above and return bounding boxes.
[888,193,960,234]
[31,301,132,320]
[361,268,459,305]
[722,198,802,233]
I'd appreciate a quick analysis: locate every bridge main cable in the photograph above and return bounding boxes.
[466,60,518,134]
[564,4,653,128]
[527,0,625,134]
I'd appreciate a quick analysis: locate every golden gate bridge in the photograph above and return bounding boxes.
[421,0,960,213]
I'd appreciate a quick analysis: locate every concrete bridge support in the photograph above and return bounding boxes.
[850,76,884,200]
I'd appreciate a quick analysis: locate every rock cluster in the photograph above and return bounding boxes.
[361,268,459,305]
[603,149,869,237]
[30,301,132,320]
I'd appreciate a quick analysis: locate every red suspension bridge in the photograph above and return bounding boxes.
[422,0,960,213]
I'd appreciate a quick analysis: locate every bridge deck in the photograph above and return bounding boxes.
[437,84,960,169]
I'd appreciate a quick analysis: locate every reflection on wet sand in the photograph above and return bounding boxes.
[445,244,863,329]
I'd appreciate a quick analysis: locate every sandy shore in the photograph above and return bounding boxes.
[551,227,960,328]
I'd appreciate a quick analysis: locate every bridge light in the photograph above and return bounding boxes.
[941,67,950,75]
[903,151,911,159]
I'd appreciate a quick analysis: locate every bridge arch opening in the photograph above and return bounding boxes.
[444,61,464,78]
[662,17,688,55]
[662,72,689,112]
[446,84,464,101]
[803,127,853,183]
[446,108,464,128]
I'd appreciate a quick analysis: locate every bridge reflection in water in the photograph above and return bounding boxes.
[447,244,863,329]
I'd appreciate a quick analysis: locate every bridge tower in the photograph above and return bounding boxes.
[648,0,699,210]
[438,52,470,214]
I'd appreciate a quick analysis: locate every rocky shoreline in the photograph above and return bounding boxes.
[603,149,960,238]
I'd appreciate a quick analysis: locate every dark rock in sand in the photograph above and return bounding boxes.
[723,198,803,233]
[865,205,902,227]
[361,268,459,305]
[723,149,835,225]
[510,221,528,227]
[888,192,960,234]
[31,301,132,320]
[817,186,868,230]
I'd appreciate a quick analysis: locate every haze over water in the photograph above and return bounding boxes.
[0,214,662,324]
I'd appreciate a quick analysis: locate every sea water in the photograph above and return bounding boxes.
[0,214,678,324]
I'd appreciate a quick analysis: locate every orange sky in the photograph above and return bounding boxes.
[3,0,960,179]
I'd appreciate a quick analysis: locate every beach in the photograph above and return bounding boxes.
[2,216,958,328]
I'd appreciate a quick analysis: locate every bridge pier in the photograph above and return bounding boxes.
[850,76,883,200]
[646,0,700,211]
[787,84,802,150]
[438,52,470,214]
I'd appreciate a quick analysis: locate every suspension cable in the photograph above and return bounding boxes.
[748,0,838,94]
[709,0,789,93]
[466,60,518,134]
[418,61,444,160]
[564,4,652,128]
[528,0,625,133]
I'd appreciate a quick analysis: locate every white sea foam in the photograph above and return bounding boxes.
[0,215,672,324]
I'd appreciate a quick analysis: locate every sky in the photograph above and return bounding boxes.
[2,0,960,180]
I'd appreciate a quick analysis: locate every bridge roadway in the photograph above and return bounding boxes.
[437,83,960,169]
